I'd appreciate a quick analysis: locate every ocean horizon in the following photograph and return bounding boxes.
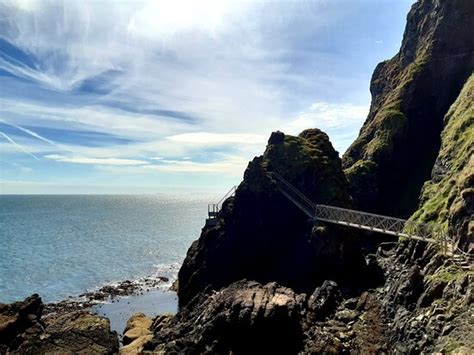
[0,193,218,303]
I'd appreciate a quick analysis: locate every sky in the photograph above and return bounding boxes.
[0,0,413,194]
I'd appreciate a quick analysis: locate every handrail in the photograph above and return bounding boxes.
[206,172,472,265]
[217,186,237,207]
[207,185,237,220]
[268,172,315,211]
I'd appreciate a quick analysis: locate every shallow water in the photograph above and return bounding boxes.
[0,194,217,303]
[93,289,178,335]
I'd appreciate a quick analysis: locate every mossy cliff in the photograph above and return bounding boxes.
[178,129,368,307]
[411,74,474,250]
[343,0,474,218]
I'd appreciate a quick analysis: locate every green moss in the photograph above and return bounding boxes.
[444,339,464,353]
[263,130,351,207]
[411,74,474,227]
[426,265,469,283]
[364,109,407,160]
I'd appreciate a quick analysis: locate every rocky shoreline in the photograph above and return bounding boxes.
[0,275,177,354]
[43,276,172,319]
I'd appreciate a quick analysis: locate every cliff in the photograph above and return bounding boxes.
[343,0,474,218]
[178,129,370,306]
[411,74,473,251]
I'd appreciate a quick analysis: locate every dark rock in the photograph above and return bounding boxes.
[335,309,360,323]
[417,280,448,308]
[307,280,341,321]
[0,294,118,354]
[178,129,367,306]
[385,265,424,313]
[0,294,43,349]
[343,0,474,218]
[342,298,358,310]
[147,280,306,354]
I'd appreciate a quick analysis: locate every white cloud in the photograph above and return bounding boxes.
[45,154,148,166]
[167,132,267,146]
[1,0,399,192]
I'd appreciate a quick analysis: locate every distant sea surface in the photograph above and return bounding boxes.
[0,194,216,303]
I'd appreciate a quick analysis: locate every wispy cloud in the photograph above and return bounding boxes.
[0,131,40,160]
[0,0,412,192]
[44,154,148,166]
[167,132,267,146]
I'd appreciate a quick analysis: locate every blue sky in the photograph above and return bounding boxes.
[0,0,413,194]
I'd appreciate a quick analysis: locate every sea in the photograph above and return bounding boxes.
[0,194,217,305]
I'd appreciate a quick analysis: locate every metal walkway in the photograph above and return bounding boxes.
[268,171,445,245]
[206,171,472,265]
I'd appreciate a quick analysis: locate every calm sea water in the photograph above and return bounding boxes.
[0,194,216,303]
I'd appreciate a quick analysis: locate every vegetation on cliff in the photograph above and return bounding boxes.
[343,0,474,218]
[411,74,474,249]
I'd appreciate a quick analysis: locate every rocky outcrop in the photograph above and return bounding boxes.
[375,241,473,353]
[146,280,306,354]
[343,0,474,218]
[0,294,43,353]
[178,129,369,306]
[120,313,153,355]
[0,295,119,354]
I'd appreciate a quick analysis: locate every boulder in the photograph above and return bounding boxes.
[14,311,119,354]
[307,280,341,321]
[122,312,152,345]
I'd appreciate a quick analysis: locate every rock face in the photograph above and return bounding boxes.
[411,74,474,250]
[146,280,306,354]
[343,0,474,218]
[0,295,119,354]
[178,129,369,306]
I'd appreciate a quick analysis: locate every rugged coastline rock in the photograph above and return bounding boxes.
[0,295,119,354]
[2,0,472,354]
[145,280,307,354]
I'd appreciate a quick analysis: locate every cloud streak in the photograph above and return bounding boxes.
[0,0,412,192]
[0,131,40,160]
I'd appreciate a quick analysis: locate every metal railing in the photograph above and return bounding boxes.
[268,171,450,251]
[268,172,315,218]
[314,204,442,244]
[205,172,472,264]
[207,185,237,219]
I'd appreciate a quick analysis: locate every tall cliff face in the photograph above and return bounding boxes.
[178,129,369,306]
[343,0,474,218]
[412,74,473,250]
